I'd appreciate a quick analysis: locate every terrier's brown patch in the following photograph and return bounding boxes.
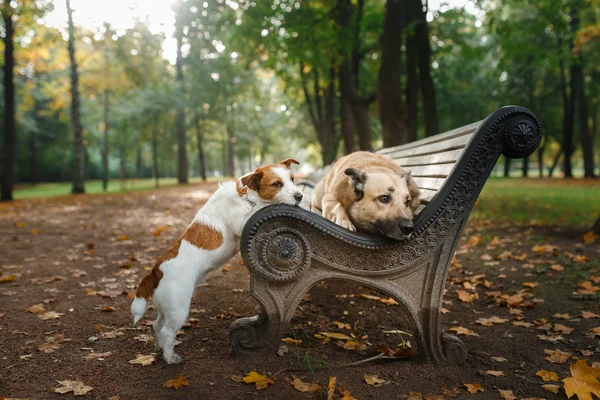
[256,167,284,201]
[135,223,223,300]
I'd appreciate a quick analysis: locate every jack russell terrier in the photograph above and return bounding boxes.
[131,159,302,364]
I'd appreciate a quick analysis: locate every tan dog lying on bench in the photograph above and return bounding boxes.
[312,151,421,240]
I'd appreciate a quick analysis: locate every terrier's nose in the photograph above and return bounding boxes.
[294,192,303,202]
[399,221,414,235]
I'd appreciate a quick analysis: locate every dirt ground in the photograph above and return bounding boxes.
[1,182,599,399]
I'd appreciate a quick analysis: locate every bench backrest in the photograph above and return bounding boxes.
[375,121,482,212]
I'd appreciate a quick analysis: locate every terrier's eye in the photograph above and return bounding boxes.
[405,196,411,206]
[378,195,390,204]
[272,181,283,188]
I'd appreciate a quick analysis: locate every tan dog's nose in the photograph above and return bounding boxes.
[399,220,414,235]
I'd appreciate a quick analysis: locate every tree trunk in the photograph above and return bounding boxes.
[570,1,595,178]
[413,0,438,136]
[102,90,109,191]
[30,86,40,185]
[227,124,235,177]
[194,113,207,181]
[339,62,356,154]
[503,157,511,178]
[152,124,159,188]
[548,148,563,177]
[135,147,142,179]
[591,218,600,234]
[1,1,15,201]
[175,22,188,184]
[405,0,419,142]
[559,35,574,178]
[66,0,85,194]
[119,146,126,181]
[378,0,408,147]
[537,145,545,177]
[522,157,529,177]
[321,67,337,165]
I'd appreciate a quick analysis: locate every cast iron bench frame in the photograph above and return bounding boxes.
[229,105,542,363]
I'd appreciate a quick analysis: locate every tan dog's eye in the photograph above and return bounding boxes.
[272,181,283,188]
[290,175,295,183]
[405,196,411,207]
[378,195,390,204]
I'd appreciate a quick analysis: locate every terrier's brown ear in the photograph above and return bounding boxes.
[279,158,300,169]
[241,170,264,191]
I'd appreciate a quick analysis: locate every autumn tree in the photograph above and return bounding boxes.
[1,0,16,200]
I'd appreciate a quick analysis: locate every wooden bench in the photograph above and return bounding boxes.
[229,106,542,363]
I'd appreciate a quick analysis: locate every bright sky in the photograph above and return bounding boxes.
[45,0,476,64]
[45,0,178,62]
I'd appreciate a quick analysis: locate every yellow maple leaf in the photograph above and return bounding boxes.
[563,359,600,400]
[536,370,559,382]
[164,375,189,390]
[464,383,484,393]
[291,377,320,392]
[467,235,482,246]
[242,371,273,389]
[544,349,572,364]
[583,231,598,244]
[364,374,389,387]
[457,290,478,303]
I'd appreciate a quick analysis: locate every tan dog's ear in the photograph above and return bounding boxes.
[404,170,421,210]
[345,167,367,201]
[241,170,264,191]
[279,158,300,169]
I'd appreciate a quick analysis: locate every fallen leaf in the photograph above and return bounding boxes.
[467,235,481,246]
[542,384,560,394]
[101,330,124,339]
[26,303,45,314]
[0,275,19,283]
[282,337,302,345]
[491,356,508,362]
[333,321,351,329]
[448,326,478,336]
[338,384,357,400]
[128,354,155,366]
[512,321,533,328]
[566,252,589,263]
[578,281,599,293]
[38,311,64,320]
[581,311,600,319]
[440,387,461,397]
[31,228,41,234]
[498,389,517,400]
[243,371,274,389]
[16,221,26,228]
[504,293,523,307]
[327,377,336,400]
[336,340,367,351]
[379,297,398,305]
[276,344,289,356]
[464,383,484,394]
[164,375,189,390]
[407,392,423,400]
[457,290,478,303]
[475,316,508,326]
[378,343,416,358]
[133,334,153,344]
[153,225,169,236]
[523,281,538,288]
[551,264,564,271]
[536,370,559,382]
[117,234,129,241]
[37,342,61,353]
[563,359,600,400]
[54,380,93,396]
[586,327,600,338]
[544,349,572,364]
[318,332,353,340]
[84,351,113,360]
[583,231,598,244]
[486,370,504,377]
[364,374,389,387]
[291,377,320,392]
[553,324,574,335]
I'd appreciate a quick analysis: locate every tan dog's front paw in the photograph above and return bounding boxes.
[334,214,356,232]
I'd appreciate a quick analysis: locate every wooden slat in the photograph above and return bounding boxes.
[394,149,464,167]
[413,177,447,191]
[377,121,481,155]
[383,134,472,160]
[400,163,455,178]
[418,188,437,203]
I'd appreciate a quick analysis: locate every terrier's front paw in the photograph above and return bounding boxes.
[164,353,183,365]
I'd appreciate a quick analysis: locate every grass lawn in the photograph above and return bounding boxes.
[12,176,600,228]
[473,177,600,227]
[13,177,223,199]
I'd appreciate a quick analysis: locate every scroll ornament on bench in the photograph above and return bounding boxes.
[230,106,542,363]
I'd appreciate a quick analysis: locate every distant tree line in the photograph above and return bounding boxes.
[1,0,598,200]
